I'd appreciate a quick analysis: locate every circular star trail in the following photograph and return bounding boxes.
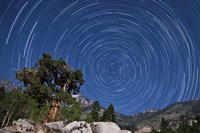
[0,0,200,115]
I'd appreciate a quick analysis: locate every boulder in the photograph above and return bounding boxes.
[43,121,64,133]
[119,130,132,133]
[3,119,131,133]
[65,121,93,133]
[91,122,132,133]
[0,129,11,133]
[12,119,34,133]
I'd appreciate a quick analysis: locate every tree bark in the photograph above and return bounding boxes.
[45,99,61,122]
[45,83,67,122]
[5,105,16,127]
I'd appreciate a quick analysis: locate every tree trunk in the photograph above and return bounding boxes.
[5,105,16,127]
[1,99,15,127]
[45,99,61,122]
[45,83,67,122]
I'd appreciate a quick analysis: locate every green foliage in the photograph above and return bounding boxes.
[149,115,200,133]
[0,85,5,101]
[150,128,159,133]
[160,128,176,133]
[58,102,82,123]
[91,101,101,122]
[85,113,93,123]
[160,118,168,129]
[177,124,192,133]
[0,88,45,127]
[0,84,82,125]
[177,123,200,133]
[0,87,51,126]
[101,104,116,122]
[0,85,5,93]
[118,123,137,132]
[26,101,49,123]
[0,88,24,127]
[195,115,200,125]
[16,53,84,105]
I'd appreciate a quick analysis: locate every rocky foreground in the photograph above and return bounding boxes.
[0,119,131,133]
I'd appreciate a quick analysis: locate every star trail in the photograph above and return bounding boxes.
[0,0,200,115]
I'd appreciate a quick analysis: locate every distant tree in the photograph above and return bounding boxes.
[160,128,176,133]
[0,85,5,94]
[151,115,200,133]
[118,123,137,132]
[16,53,84,122]
[179,113,190,126]
[160,118,168,129]
[0,85,5,101]
[91,101,101,121]
[190,123,200,133]
[159,118,176,133]
[195,115,200,125]
[177,124,192,133]
[101,104,116,122]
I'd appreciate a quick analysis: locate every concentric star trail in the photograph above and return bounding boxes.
[0,0,200,115]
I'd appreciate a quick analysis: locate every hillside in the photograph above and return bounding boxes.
[129,100,200,131]
[73,93,200,132]
[75,94,200,131]
[1,80,200,132]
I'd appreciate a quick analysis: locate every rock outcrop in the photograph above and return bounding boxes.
[43,121,64,133]
[1,119,132,133]
[0,129,11,133]
[65,121,93,133]
[12,119,35,133]
[72,94,93,107]
[91,122,131,133]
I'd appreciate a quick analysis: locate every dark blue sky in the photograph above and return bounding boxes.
[0,0,200,115]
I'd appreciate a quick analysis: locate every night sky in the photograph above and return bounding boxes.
[0,0,200,115]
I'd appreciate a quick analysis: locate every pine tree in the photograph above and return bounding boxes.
[101,104,116,122]
[0,85,5,101]
[160,118,168,129]
[91,101,101,121]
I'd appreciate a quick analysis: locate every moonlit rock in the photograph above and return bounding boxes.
[65,121,93,133]
[44,121,64,133]
[91,122,132,133]
[12,119,34,132]
[2,119,132,133]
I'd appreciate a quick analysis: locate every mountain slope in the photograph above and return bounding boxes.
[73,93,200,130]
[0,80,17,92]
[132,100,200,130]
[75,95,200,131]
